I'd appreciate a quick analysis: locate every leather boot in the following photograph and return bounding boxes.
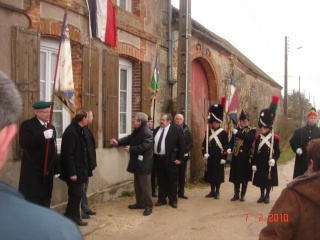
[231,184,240,201]
[240,182,247,202]
[257,187,265,203]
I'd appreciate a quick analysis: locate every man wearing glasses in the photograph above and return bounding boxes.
[19,101,59,208]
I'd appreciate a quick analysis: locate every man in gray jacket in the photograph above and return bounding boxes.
[110,112,154,216]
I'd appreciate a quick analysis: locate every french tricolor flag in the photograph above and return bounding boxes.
[227,68,240,124]
[88,0,117,47]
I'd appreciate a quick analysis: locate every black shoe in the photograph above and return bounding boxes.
[170,202,178,208]
[143,208,152,216]
[240,194,246,202]
[205,192,215,198]
[214,193,220,199]
[82,213,90,219]
[155,201,167,206]
[257,197,265,203]
[75,220,88,226]
[231,195,239,201]
[152,193,158,197]
[128,204,145,209]
[264,196,270,204]
[85,209,97,215]
[178,195,188,199]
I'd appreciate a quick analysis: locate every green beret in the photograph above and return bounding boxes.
[32,101,51,109]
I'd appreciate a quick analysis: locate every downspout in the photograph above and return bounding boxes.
[168,0,176,86]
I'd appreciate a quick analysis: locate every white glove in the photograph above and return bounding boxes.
[227,148,232,155]
[220,159,226,164]
[252,165,257,172]
[233,128,238,135]
[296,148,303,155]
[43,129,53,139]
[204,153,210,159]
[54,174,60,178]
[269,159,275,167]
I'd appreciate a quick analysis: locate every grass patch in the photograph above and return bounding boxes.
[121,191,134,197]
[278,148,295,165]
[185,180,209,189]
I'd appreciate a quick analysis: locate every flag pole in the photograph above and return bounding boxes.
[43,12,68,177]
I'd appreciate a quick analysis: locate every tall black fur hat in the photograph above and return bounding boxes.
[258,95,280,128]
[208,97,226,123]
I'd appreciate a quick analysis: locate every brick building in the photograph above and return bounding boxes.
[0,0,281,210]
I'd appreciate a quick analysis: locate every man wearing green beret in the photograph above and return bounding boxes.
[18,101,59,208]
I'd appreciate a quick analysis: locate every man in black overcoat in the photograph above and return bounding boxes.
[19,101,59,208]
[290,107,320,179]
[110,112,154,216]
[60,108,89,226]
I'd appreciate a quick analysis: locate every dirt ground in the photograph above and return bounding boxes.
[81,159,294,240]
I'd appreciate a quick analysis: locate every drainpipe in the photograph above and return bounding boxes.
[168,0,176,85]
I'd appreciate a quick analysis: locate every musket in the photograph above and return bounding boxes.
[268,128,275,180]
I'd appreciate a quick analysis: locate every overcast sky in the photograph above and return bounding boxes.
[172,0,320,108]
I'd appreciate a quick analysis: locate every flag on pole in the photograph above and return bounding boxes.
[54,14,76,115]
[88,0,117,47]
[226,68,239,124]
[149,55,160,101]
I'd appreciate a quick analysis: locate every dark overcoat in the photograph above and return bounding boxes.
[252,132,280,187]
[290,124,320,178]
[84,126,97,177]
[229,126,256,184]
[19,117,58,199]
[201,127,228,184]
[59,122,88,183]
[118,124,154,175]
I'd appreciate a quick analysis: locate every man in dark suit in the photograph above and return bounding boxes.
[153,113,185,208]
[19,101,59,208]
[174,113,193,199]
[60,108,89,226]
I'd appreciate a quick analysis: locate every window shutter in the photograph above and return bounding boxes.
[141,62,151,116]
[11,26,40,159]
[82,45,99,142]
[102,50,119,147]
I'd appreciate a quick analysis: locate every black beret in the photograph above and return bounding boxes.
[32,101,51,109]
[148,116,153,121]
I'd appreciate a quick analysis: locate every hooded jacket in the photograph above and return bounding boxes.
[259,170,320,240]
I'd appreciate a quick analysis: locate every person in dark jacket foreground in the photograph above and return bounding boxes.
[110,112,154,216]
[260,138,320,240]
[0,70,82,239]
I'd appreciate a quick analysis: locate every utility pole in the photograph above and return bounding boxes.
[284,36,288,118]
[177,0,191,126]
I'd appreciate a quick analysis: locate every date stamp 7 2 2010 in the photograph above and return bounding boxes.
[244,213,289,222]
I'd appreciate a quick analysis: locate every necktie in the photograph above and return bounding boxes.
[44,122,47,129]
[157,128,165,153]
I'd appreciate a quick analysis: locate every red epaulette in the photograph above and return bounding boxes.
[225,130,229,135]
[201,146,204,150]
[274,135,280,140]
[255,135,260,140]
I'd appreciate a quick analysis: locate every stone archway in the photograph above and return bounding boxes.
[188,43,220,181]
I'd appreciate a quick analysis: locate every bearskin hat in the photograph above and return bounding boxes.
[258,95,280,128]
[208,97,226,123]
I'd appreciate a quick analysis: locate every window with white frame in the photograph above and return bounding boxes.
[119,58,132,138]
[117,0,131,12]
[40,39,71,152]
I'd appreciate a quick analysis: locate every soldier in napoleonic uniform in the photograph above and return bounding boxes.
[202,102,229,199]
[229,110,256,202]
[252,96,281,204]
